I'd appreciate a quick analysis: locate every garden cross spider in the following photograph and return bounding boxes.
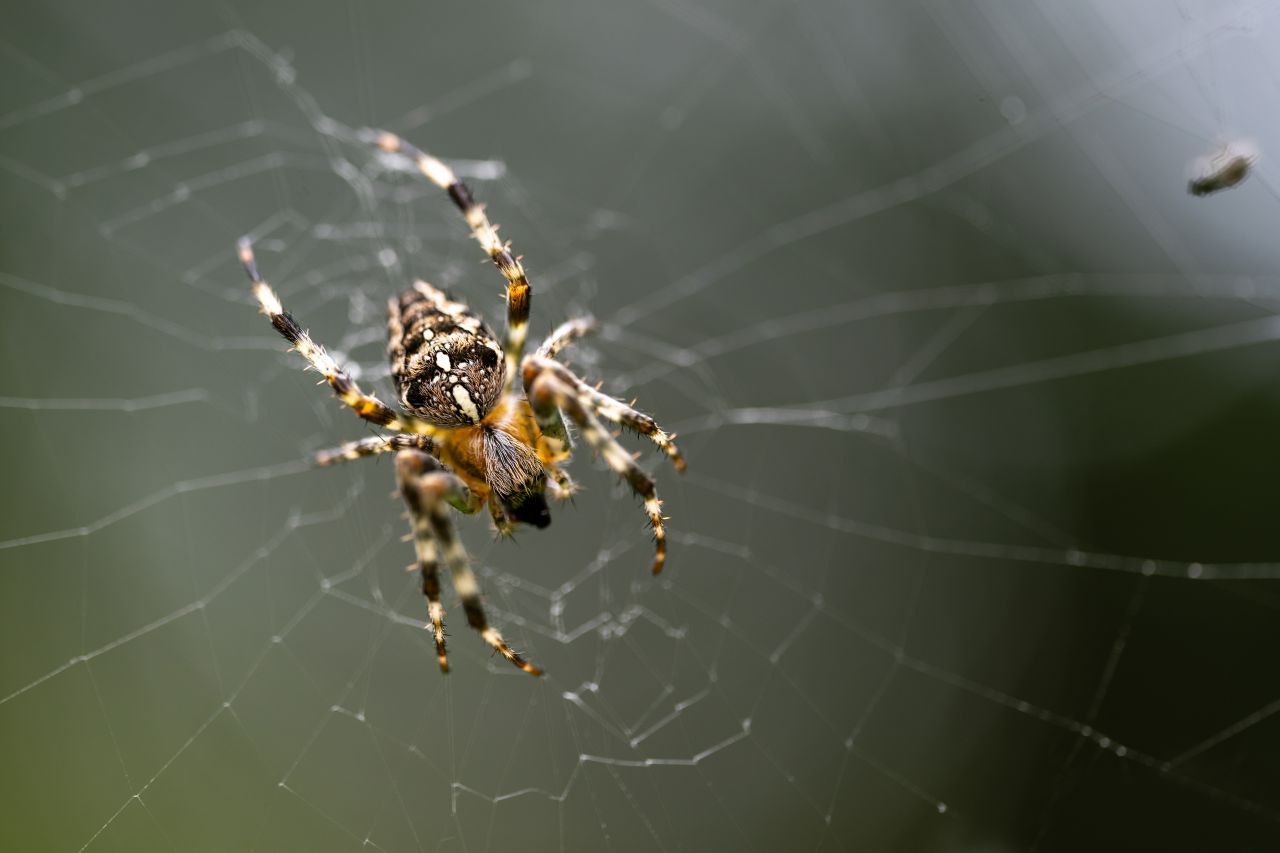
[239,130,684,676]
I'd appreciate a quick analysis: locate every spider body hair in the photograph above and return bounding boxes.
[431,397,553,529]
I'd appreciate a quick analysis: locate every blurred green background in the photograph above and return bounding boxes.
[3,1,1280,850]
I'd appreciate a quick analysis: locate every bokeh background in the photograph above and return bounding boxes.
[3,1,1280,850]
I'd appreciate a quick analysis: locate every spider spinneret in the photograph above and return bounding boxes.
[239,130,684,676]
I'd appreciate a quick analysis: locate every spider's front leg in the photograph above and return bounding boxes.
[396,451,452,673]
[524,356,685,471]
[488,500,516,538]
[524,358,676,574]
[396,451,543,676]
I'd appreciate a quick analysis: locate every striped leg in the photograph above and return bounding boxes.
[523,356,685,472]
[488,499,515,538]
[526,369,670,575]
[536,317,596,359]
[545,466,578,502]
[315,434,436,467]
[397,451,543,676]
[239,239,438,437]
[374,131,532,392]
[527,318,596,449]
[396,451,451,673]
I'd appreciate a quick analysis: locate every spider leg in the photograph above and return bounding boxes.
[524,356,685,472]
[315,434,436,467]
[397,451,543,676]
[536,317,596,359]
[239,239,438,437]
[526,318,597,449]
[525,368,670,575]
[545,466,578,502]
[488,500,516,538]
[396,451,451,673]
[373,131,531,392]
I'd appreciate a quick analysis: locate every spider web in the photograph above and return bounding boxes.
[3,1,1280,850]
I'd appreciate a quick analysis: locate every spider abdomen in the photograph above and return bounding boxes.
[388,280,505,425]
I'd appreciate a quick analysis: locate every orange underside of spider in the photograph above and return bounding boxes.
[433,396,568,507]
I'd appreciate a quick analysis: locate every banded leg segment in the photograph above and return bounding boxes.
[544,466,578,502]
[315,434,436,467]
[488,499,515,538]
[397,451,450,672]
[523,356,685,472]
[397,451,543,676]
[528,319,596,449]
[374,131,531,392]
[536,317,596,359]
[239,239,438,437]
[527,370,670,575]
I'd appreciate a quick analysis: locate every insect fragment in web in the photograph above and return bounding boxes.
[1187,142,1257,197]
[237,130,685,676]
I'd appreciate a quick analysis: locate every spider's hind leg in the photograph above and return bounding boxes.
[373,131,532,392]
[238,239,438,437]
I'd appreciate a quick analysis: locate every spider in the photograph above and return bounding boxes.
[238,130,684,676]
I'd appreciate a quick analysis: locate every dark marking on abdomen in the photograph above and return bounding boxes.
[387,281,506,426]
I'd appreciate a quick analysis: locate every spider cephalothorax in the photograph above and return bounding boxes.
[239,129,684,676]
